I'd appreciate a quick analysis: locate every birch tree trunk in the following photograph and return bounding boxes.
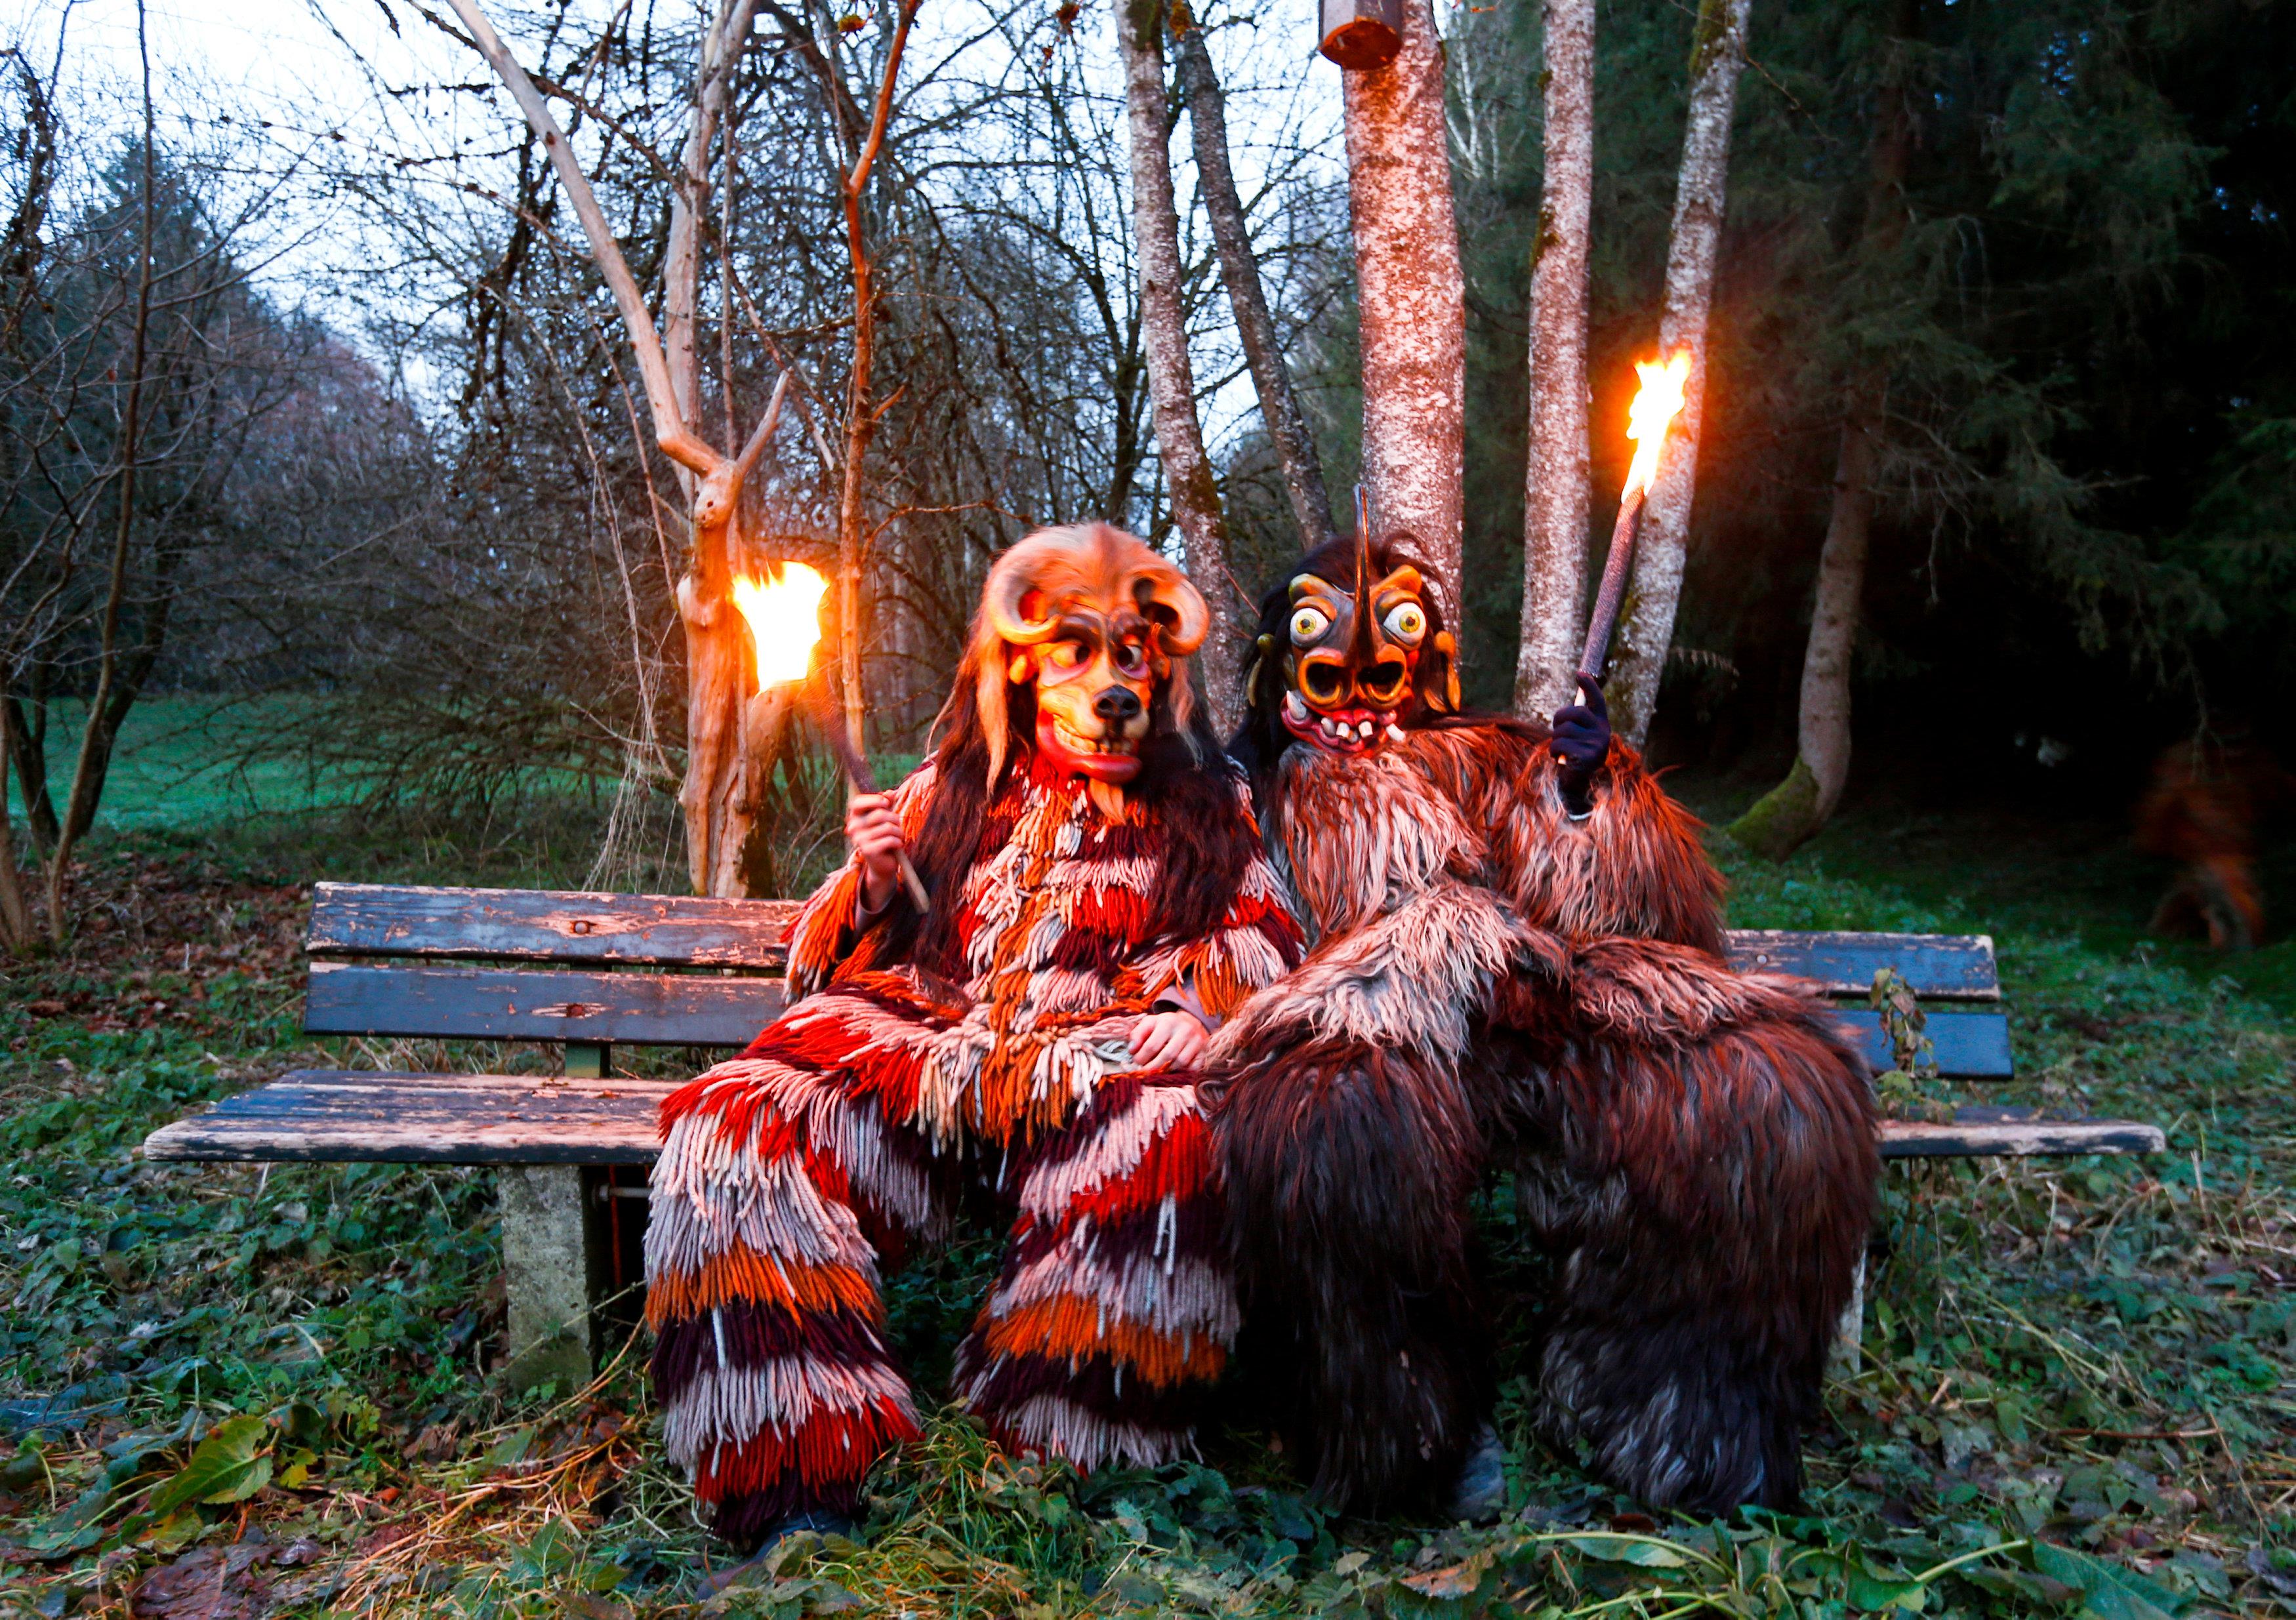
[1602,0,1752,746]
[1511,0,1595,720]
[1728,0,1916,859]
[1116,0,1244,733]
[1342,0,1465,609]
[1172,18,1336,552]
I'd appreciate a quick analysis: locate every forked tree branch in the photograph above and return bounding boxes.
[441,0,719,477]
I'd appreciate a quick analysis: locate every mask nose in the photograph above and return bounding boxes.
[1093,687,1142,724]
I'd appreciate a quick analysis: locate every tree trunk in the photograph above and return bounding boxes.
[1342,0,1466,610]
[1511,0,1595,721]
[45,3,155,945]
[1728,0,1917,859]
[1172,18,1336,553]
[0,699,32,952]
[1117,0,1243,733]
[1726,392,1879,859]
[1602,0,1752,747]
[4,689,56,857]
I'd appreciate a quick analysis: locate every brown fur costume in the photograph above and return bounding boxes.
[1210,537,1877,1516]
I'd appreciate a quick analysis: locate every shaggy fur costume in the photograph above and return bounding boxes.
[1210,542,1877,1518]
[646,728,1301,1549]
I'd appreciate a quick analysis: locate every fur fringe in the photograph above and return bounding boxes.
[649,746,1296,1542]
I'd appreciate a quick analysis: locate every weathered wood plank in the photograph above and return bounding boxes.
[1828,1008,2013,1079]
[1727,929,1998,1000]
[307,883,800,968]
[141,1071,676,1164]
[1879,1116,2164,1158]
[304,962,784,1047]
[151,1071,2160,1169]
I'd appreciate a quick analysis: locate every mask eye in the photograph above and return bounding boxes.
[1289,606,1331,645]
[1113,639,1149,678]
[1044,639,1088,671]
[1382,601,1427,646]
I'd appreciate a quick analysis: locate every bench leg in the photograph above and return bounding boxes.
[500,1164,609,1394]
[1828,1253,1867,1380]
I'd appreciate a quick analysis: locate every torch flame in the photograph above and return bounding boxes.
[730,561,831,687]
[1623,350,1692,499]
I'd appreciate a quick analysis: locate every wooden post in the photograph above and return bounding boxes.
[499,1163,608,1393]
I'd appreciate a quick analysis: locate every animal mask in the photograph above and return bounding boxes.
[1246,530,1460,757]
[964,523,1209,799]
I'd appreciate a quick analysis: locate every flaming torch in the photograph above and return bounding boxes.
[1576,351,1692,684]
[730,561,930,912]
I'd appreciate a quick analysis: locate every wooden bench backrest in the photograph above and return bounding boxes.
[300,883,2009,1075]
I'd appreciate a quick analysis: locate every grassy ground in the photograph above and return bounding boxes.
[0,749,2290,1617]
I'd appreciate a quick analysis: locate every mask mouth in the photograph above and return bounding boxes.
[1037,714,1141,780]
[1281,691,1397,755]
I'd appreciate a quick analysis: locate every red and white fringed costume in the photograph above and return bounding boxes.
[1214,537,1877,1518]
[646,677,1301,1546]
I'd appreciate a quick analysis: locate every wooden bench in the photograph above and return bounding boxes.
[142,884,2165,1390]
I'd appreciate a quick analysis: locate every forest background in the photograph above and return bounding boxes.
[7,0,2293,905]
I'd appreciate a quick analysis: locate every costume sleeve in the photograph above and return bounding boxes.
[1140,775,1305,1024]
[785,756,940,998]
[1401,721,1726,954]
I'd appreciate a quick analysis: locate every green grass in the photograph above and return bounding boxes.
[0,740,2291,1616]
[8,698,367,832]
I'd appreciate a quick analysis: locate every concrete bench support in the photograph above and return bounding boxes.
[500,1164,609,1392]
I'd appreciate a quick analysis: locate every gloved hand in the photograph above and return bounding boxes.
[1550,673,1611,818]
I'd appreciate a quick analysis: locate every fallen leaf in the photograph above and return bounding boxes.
[131,1542,276,1620]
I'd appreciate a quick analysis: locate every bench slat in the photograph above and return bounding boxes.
[142,1072,678,1164]
[143,1072,2162,1167]
[300,964,2008,1075]
[308,883,799,967]
[308,888,1997,1003]
[305,963,785,1047]
[1830,1009,2012,1079]
[1727,930,1998,1000]
[1879,1116,2165,1158]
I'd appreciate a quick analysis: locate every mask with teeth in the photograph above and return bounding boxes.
[966,523,1210,806]
[1240,529,1462,761]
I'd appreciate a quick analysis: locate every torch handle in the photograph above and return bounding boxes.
[1576,492,1646,685]
[812,690,932,914]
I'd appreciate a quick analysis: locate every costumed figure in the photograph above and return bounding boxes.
[1208,533,1878,1518]
[644,523,1303,1559]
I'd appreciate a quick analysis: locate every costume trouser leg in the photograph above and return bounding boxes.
[1217,1039,1492,1512]
[644,1031,943,1549]
[956,1074,1237,1470]
[1509,1008,1876,1513]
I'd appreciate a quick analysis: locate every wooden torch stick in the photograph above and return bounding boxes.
[1576,487,1645,685]
[802,681,931,912]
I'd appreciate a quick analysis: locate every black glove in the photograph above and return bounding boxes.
[1549,673,1611,817]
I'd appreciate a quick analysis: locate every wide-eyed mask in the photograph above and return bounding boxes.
[1254,531,1460,756]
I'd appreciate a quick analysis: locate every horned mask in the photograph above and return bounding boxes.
[962,523,1209,805]
[1249,529,1460,756]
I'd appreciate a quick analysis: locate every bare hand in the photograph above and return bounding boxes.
[1129,1008,1210,1074]
[846,792,905,911]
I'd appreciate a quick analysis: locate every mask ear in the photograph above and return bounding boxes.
[1243,633,1274,696]
[1008,649,1037,684]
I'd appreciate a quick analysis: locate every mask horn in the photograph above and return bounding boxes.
[1351,486,1376,662]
